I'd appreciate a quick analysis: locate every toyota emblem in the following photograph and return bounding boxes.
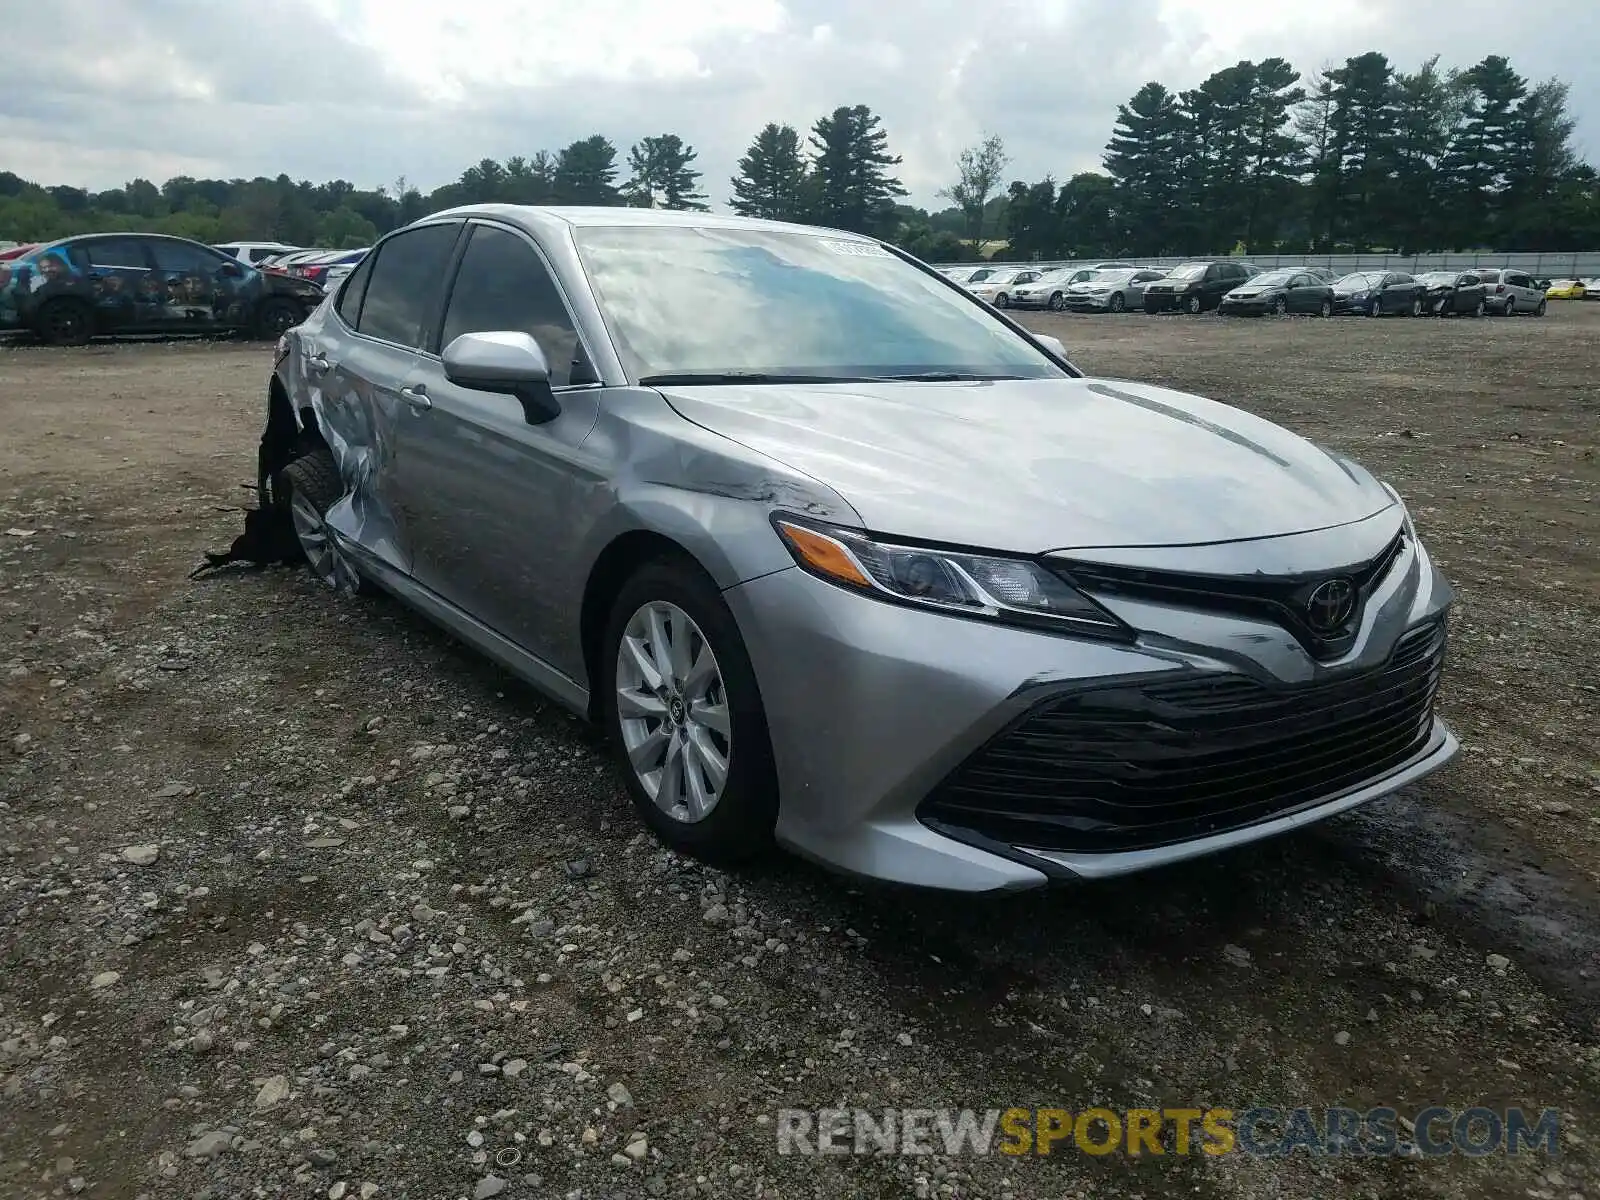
[1305,578,1357,634]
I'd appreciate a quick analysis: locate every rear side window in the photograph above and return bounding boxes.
[356,223,459,348]
[247,247,280,264]
[82,238,151,269]
[438,224,583,387]
[336,252,376,327]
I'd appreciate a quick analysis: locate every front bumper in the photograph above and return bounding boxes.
[724,531,1457,892]
[1065,293,1112,310]
[1331,295,1369,313]
[1218,298,1269,315]
[1142,290,1185,312]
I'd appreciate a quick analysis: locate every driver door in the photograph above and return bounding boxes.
[391,220,604,679]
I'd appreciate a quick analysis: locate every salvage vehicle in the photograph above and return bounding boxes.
[237,206,1457,892]
[1331,271,1426,317]
[0,233,323,345]
[1141,260,1254,313]
[1416,271,1488,317]
[1545,278,1587,300]
[1218,269,1335,317]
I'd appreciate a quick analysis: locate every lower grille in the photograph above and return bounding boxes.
[920,618,1447,854]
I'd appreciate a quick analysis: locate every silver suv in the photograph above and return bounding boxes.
[1477,269,1547,316]
[238,206,1457,892]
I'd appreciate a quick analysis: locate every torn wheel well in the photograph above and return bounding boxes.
[579,530,703,719]
[262,378,325,503]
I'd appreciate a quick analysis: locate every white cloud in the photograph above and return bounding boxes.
[1,0,1594,211]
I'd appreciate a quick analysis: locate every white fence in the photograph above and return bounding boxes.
[936,251,1600,278]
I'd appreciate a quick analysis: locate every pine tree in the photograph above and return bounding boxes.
[1002,178,1060,259]
[622,135,708,210]
[1324,52,1400,248]
[1240,58,1306,251]
[807,105,907,236]
[552,136,621,206]
[1441,55,1528,245]
[1295,69,1340,249]
[1500,79,1580,248]
[729,123,811,220]
[1388,58,1471,252]
[1103,82,1187,254]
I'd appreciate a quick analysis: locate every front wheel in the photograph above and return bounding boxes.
[1271,296,1287,316]
[1109,292,1126,313]
[1473,298,1485,318]
[1368,299,1382,317]
[1535,299,1547,317]
[254,297,303,340]
[1410,296,1423,317]
[1047,291,1065,312]
[603,557,777,863]
[1318,299,1333,318]
[994,293,1010,309]
[1184,293,1201,315]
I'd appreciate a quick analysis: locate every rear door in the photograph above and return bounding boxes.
[303,220,464,576]
[145,237,247,330]
[78,236,158,332]
[392,219,604,675]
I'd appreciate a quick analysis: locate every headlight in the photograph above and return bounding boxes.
[1351,291,1369,300]
[772,516,1127,636]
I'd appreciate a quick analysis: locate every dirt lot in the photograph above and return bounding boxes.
[1,306,1597,1200]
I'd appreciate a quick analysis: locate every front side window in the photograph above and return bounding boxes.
[149,240,228,274]
[439,224,582,387]
[358,223,460,348]
[1251,270,1295,287]
[573,225,1069,382]
[1168,263,1208,281]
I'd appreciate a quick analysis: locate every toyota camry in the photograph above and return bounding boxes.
[239,206,1457,892]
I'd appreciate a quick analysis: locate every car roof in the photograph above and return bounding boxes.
[426,203,873,243]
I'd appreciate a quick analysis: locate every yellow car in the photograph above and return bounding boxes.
[1545,279,1587,299]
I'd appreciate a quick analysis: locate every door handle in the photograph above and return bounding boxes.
[399,384,432,412]
[307,353,330,374]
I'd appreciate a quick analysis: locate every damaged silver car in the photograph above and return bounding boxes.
[240,205,1457,892]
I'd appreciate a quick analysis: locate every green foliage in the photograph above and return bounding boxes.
[624,135,708,210]
[729,123,810,221]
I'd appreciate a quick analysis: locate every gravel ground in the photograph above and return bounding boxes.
[1,306,1597,1200]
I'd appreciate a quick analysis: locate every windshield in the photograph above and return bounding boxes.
[1416,272,1455,284]
[1249,270,1295,287]
[1337,271,1385,288]
[1032,268,1071,283]
[971,269,1020,285]
[1167,263,1208,280]
[1087,269,1134,284]
[574,226,1068,382]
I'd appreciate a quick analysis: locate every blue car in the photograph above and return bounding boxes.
[0,232,324,345]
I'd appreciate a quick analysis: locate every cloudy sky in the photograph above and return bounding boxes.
[6,0,1596,209]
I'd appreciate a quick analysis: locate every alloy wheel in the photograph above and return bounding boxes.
[1411,297,1422,317]
[1319,299,1332,318]
[614,601,731,824]
[288,489,360,593]
[1272,296,1287,315]
[1048,292,1065,311]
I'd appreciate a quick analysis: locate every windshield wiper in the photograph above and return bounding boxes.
[869,371,1025,382]
[638,371,866,386]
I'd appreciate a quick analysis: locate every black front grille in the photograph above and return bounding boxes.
[920,618,1447,854]
[1059,530,1406,660]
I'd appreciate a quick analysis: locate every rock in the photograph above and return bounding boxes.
[328,1184,347,1200]
[624,1135,648,1162]
[1486,953,1511,972]
[254,1075,290,1111]
[501,1059,527,1079]
[897,1032,913,1046]
[447,806,471,821]
[610,1153,633,1168]
[90,971,121,990]
[359,1186,379,1199]
[466,1130,484,1148]
[121,845,160,867]
[184,1131,233,1160]
[305,837,346,849]
[1333,1031,1351,1047]
[306,1149,339,1168]
[564,858,592,879]
[473,1176,508,1199]
[606,1082,634,1107]
[702,903,730,925]
[1221,943,1252,968]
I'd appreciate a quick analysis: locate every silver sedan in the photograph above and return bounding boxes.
[1064,267,1168,312]
[248,206,1457,892]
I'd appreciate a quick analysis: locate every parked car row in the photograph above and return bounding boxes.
[0,232,326,345]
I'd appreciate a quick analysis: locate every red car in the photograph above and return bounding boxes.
[0,243,39,262]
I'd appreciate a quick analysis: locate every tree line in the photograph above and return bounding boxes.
[1,51,1596,261]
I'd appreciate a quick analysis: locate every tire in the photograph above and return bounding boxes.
[602,556,778,863]
[1184,293,1201,315]
[254,297,303,340]
[994,293,1009,309]
[1473,298,1485,318]
[1271,295,1287,316]
[278,447,368,594]
[1318,299,1333,318]
[1109,293,1125,313]
[1047,291,1065,312]
[1536,299,1547,317]
[1410,296,1423,317]
[36,298,93,347]
[1368,299,1382,317]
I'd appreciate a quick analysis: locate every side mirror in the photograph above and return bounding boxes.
[1033,333,1067,359]
[442,331,560,424]
[219,261,244,278]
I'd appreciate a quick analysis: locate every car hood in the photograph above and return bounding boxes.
[657,377,1394,551]
[268,274,325,299]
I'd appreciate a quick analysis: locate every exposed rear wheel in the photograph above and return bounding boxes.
[1271,296,1287,316]
[1184,293,1201,314]
[1535,299,1547,317]
[280,447,367,594]
[603,557,777,863]
[1410,296,1423,317]
[254,297,303,340]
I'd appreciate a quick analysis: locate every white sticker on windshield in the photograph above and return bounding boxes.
[817,239,893,258]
